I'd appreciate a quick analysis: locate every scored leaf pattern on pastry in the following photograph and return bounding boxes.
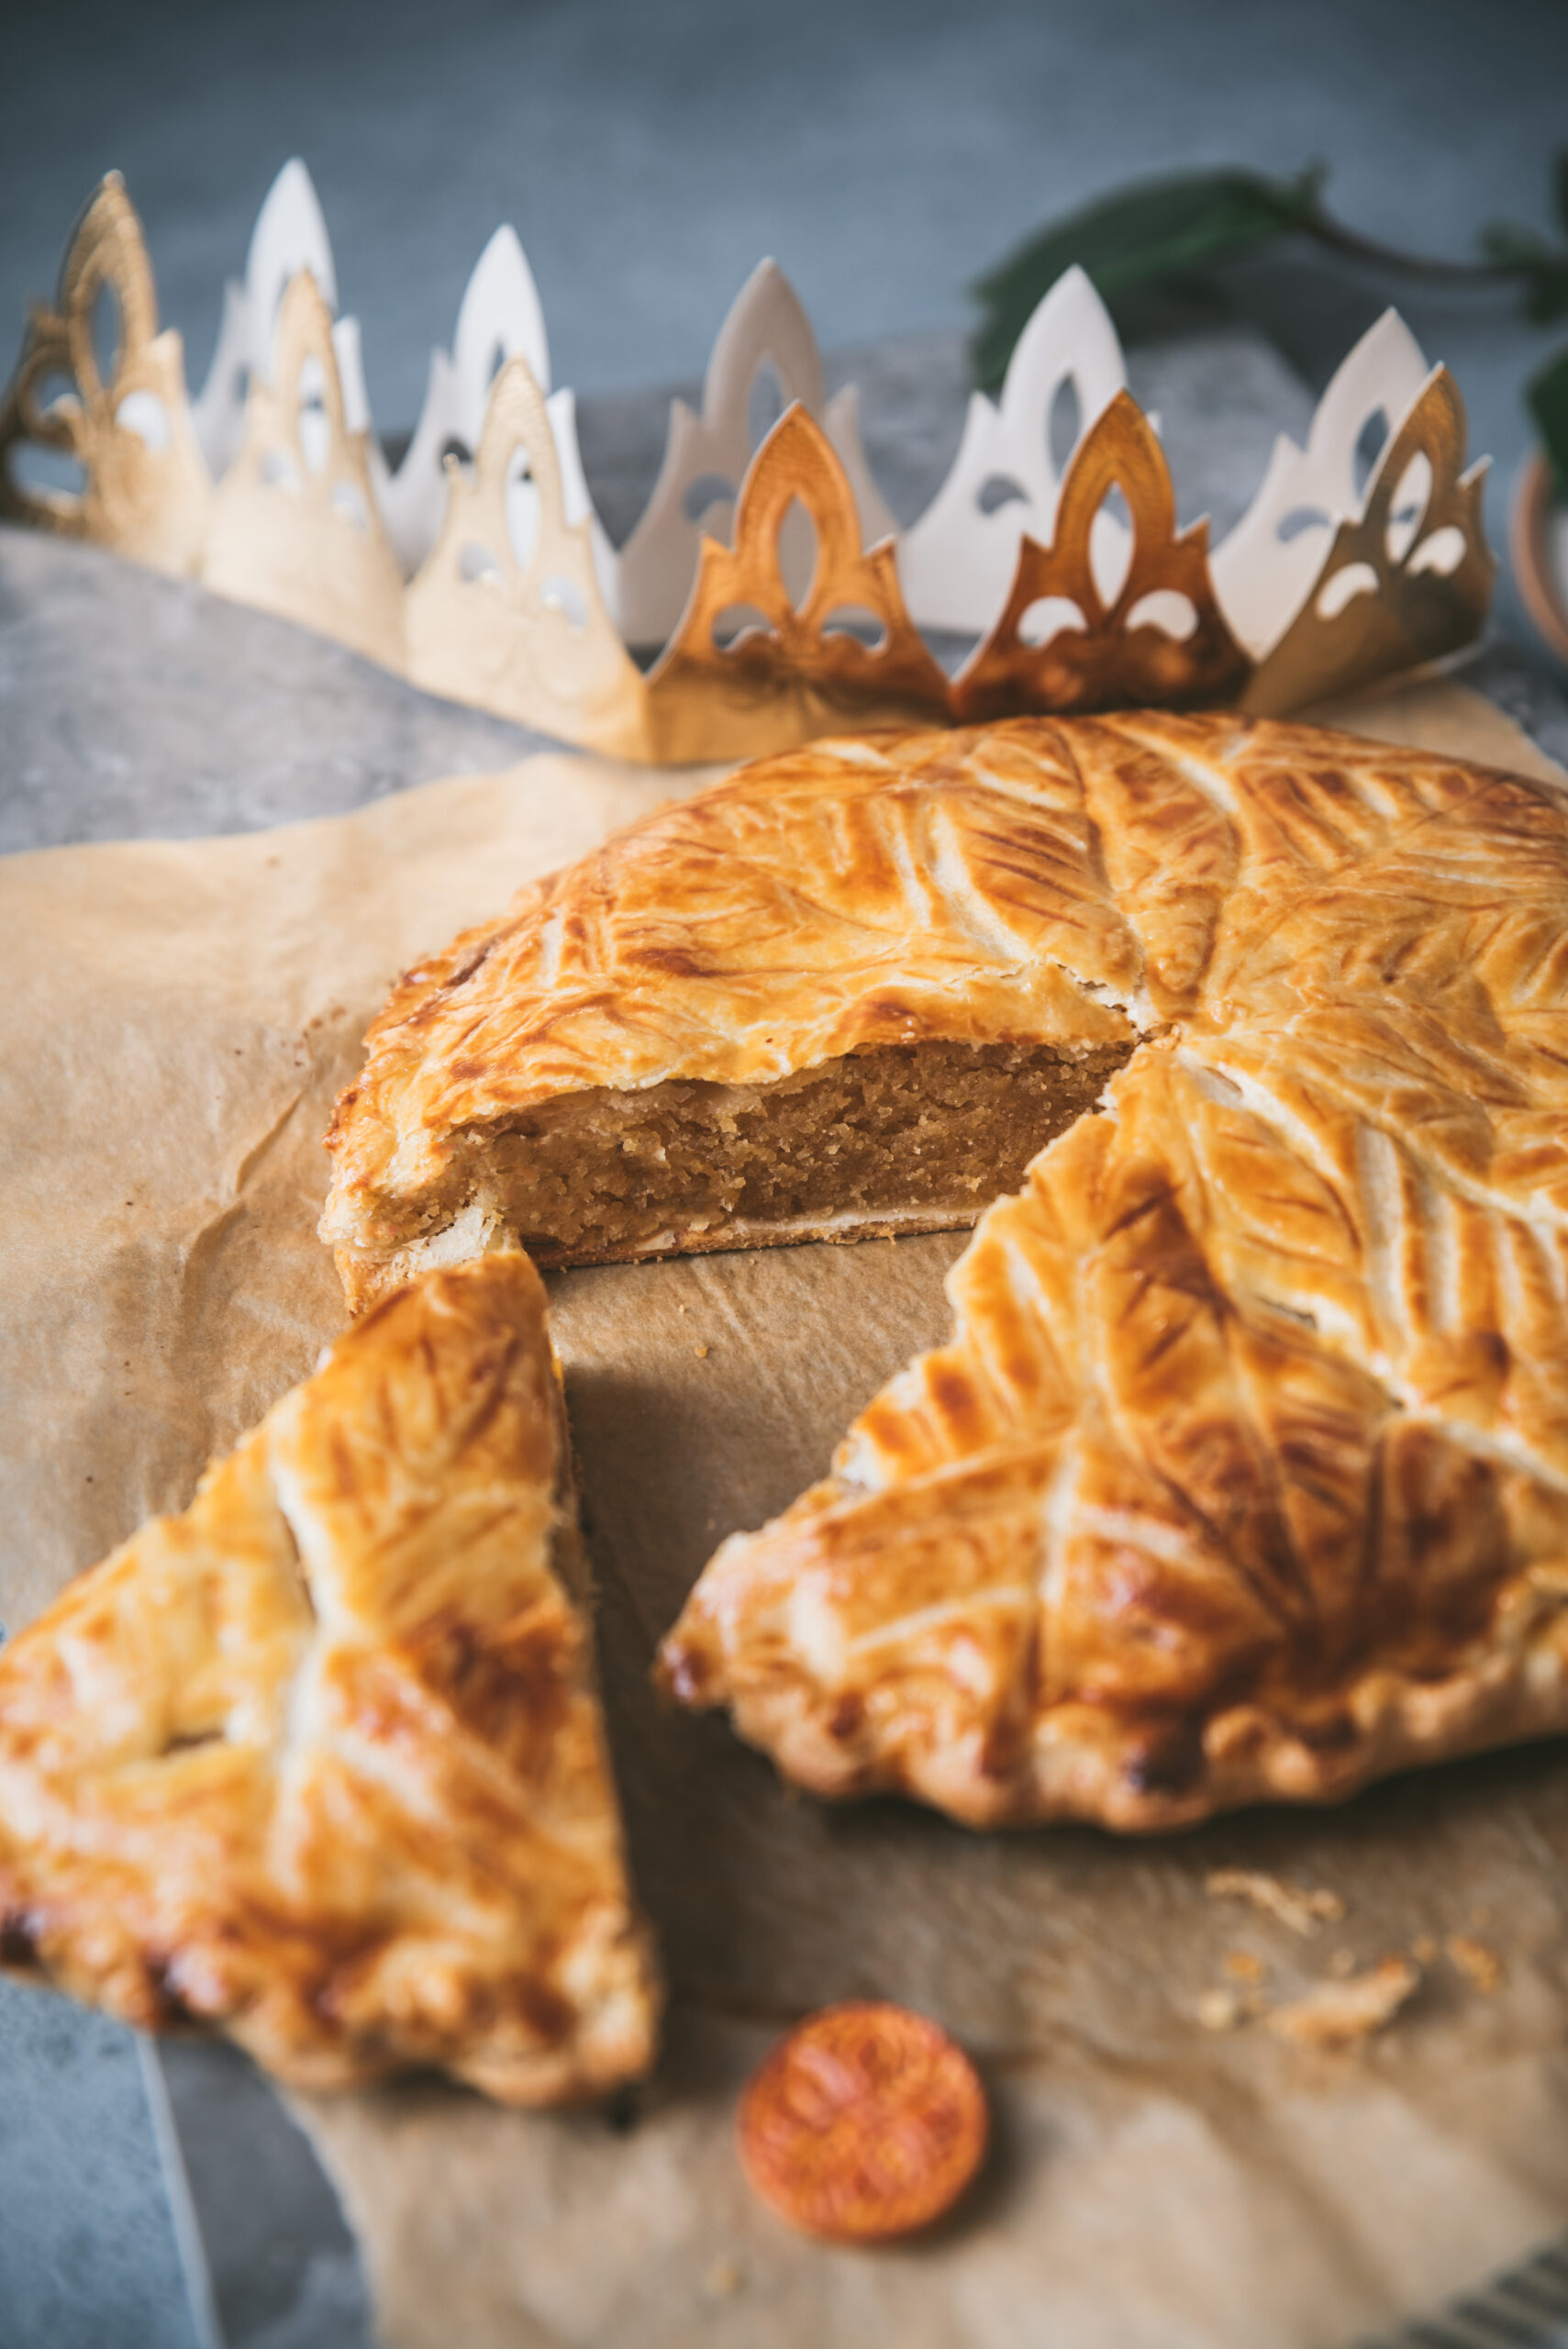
[657,715,1568,1826]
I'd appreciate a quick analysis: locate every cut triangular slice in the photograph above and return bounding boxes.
[0,1255,658,2102]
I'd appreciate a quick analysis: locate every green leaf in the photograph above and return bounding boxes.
[1529,346,1568,498]
[1481,223,1568,324]
[1522,262,1568,328]
[971,167,1324,391]
[1481,222,1553,267]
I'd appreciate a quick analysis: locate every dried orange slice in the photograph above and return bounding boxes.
[738,2000,988,2242]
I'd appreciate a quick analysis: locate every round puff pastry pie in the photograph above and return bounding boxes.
[0,1256,659,2100]
[328,713,1568,1831]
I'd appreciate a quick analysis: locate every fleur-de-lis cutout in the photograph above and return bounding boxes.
[0,173,210,575]
[406,352,646,756]
[1210,308,1430,661]
[1242,367,1493,718]
[202,270,406,672]
[952,392,1248,722]
[617,261,895,650]
[898,264,1129,636]
[645,403,950,763]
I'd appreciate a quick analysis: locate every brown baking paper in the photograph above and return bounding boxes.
[6,683,1568,2349]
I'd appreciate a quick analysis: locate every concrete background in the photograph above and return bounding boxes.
[3,0,1568,593]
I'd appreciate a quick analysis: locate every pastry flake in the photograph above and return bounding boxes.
[0,1255,658,2103]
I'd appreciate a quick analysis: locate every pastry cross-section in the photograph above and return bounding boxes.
[319,722,1146,1306]
[0,1255,659,2100]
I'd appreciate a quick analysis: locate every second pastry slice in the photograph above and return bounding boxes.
[0,1253,658,2103]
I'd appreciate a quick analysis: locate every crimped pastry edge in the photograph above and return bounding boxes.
[689,1592,1568,1833]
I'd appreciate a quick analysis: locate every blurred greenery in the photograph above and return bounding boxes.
[1532,349,1568,495]
[972,156,1568,489]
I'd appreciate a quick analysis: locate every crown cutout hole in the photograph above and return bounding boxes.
[712,600,773,651]
[89,279,122,396]
[329,480,368,532]
[504,446,539,573]
[1089,480,1134,607]
[116,390,171,453]
[1409,524,1467,577]
[259,448,300,494]
[297,355,329,473]
[977,473,1027,516]
[748,361,787,451]
[683,471,736,525]
[1126,587,1198,640]
[460,540,502,585]
[1385,448,1432,565]
[779,492,817,611]
[7,444,87,502]
[1318,562,1379,620]
[1018,595,1085,648]
[1352,407,1390,501]
[1048,373,1082,476]
[820,603,889,651]
[1275,503,1332,544]
[540,573,587,630]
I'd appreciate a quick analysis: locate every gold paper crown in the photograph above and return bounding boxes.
[1,166,1495,764]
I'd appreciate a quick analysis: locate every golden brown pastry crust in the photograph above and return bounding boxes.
[322,711,1568,1828]
[0,1256,659,2099]
[656,714,1568,1824]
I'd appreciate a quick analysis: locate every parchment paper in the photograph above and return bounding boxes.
[6,682,1568,2349]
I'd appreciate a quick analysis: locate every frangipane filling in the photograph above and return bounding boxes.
[421,1037,1134,1267]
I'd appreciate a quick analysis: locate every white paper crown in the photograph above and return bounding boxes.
[0,161,1495,763]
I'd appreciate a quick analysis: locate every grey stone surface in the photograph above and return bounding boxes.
[0,532,549,854]
[157,2043,373,2349]
[0,1978,205,2349]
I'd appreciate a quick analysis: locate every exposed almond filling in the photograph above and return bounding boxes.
[419,1037,1134,1269]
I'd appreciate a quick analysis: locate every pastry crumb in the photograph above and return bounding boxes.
[1206,1868,1345,1936]
[1446,1934,1503,1994]
[1196,1987,1242,2032]
[705,2255,742,2298]
[1328,1947,1357,1978]
[695,1344,709,1358]
[1222,1949,1268,1983]
[1266,1956,1419,2046]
